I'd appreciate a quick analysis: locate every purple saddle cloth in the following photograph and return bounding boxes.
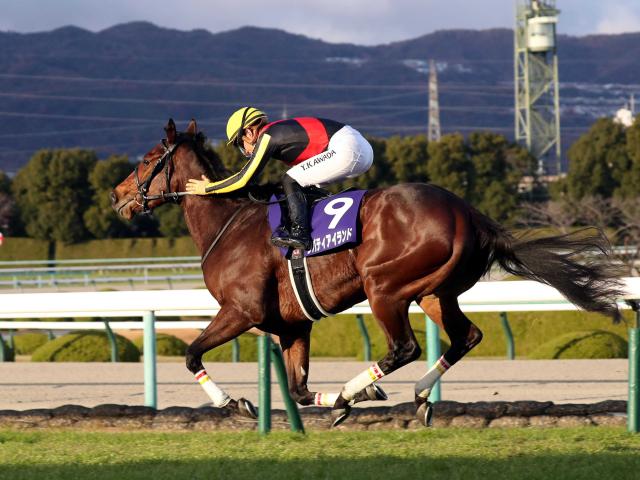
[268,190,367,257]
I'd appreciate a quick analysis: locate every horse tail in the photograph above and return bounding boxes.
[469,209,624,322]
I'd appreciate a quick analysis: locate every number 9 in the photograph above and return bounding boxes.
[324,197,354,229]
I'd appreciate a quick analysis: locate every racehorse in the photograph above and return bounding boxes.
[111,119,622,426]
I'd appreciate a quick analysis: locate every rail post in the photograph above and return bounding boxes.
[356,314,371,362]
[102,319,119,363]
[426,315,442,402]
[232,338,240,363]
[143,311,157,409]
[8,329,15,356]
[0,331,7,362]
[270,341,305,433]
[627,300,640,433]
[500,312,515,360]
[258,335,271,434]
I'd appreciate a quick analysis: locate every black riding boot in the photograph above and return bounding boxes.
[271,176,312,251]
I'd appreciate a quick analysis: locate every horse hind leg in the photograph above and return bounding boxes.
[415,295,483,426]
[279,328,389,408]
[331,298,421,427]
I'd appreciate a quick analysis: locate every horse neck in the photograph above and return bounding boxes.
[172,148,245,257]
[180,195,245,257]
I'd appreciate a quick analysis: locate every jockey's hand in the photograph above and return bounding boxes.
[186,175,212,195]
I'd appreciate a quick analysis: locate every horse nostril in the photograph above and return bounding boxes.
[110,191,118,206]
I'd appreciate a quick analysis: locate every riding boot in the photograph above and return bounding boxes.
[271,177,312,251]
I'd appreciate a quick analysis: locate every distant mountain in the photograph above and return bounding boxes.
[0,22,638,173]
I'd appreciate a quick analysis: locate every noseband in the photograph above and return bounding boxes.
[133,138,189,213]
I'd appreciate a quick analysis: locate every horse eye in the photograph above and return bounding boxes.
[143,159,150,166]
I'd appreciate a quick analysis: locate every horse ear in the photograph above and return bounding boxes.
[186,118,198,137]
[165,118,177,144]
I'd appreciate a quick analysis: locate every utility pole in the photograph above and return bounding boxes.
[514,0,561,174]
[428,59,441,142]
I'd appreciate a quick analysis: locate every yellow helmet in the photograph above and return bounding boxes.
[226,107,268,145]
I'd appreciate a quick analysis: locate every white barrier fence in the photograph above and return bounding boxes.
[1,278,639,430]
[1,278,639,320]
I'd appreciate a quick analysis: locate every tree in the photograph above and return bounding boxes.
[0,170,21,235]
[426,134,472,199]
[12,149,97,243]
[385,135,429,183]
[467,132,523,223]
[617,118,640,199]
[83,155,134,239]
[0,170,10,195]
[565,118,627,200]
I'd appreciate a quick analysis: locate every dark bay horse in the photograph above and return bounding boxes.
[111,119,622,426]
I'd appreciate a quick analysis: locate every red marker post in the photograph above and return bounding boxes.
[0,232,4,246]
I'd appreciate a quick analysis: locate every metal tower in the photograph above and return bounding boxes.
[514,0,561,174]
[428,59,441,142]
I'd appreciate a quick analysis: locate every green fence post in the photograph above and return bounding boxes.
[270,342,305,433]
[426,315,442,402]
[258,335,271,434]
[103,319,119,363]
[500,312,515,360]
[0,332,6,362]
[8,330,15,357]
[356,314,371,362]
[628,301,640,434]
[47,330,55,341]
[143,311,157,409]
[232,338,240,363]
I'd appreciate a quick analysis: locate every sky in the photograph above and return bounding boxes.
[1,0,639,45]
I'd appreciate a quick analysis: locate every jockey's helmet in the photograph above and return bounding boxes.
[226,107,267,146]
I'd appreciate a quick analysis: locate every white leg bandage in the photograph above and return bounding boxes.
[195,369,231,407]
[341,363,385,401]
[414,356,450,398]
[314,392,340,407]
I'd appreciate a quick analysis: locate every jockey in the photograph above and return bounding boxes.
[186,107,373,251]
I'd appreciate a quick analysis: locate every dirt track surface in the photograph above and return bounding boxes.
[0,359,627,410]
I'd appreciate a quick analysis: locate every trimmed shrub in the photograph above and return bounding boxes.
[133,333,187,356]
[13,333,49,355]
[203,333,258,362]
[31,331,140,362]
[529,330,628,359]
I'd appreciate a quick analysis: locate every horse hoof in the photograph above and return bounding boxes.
[331,405,351,428]
[237,398,258,419]
[416,401,433,427]
[366,383,388,401]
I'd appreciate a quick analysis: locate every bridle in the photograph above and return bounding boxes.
[133,138,189,213]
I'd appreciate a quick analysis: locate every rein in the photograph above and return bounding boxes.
[200,204,250,267]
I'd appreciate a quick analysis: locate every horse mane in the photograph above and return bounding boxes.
[178,131,231,182]
[177,130,283,201]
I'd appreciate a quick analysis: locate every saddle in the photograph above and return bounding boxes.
[267,188,367,321]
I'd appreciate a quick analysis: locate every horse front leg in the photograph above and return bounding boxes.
[279,324,388,408]
[185,306,258,418]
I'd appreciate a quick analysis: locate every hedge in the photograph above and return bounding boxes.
[12,333,49,355]
[0,237,50,262]
[31,331,140,362]
[133,333,187,356]
[202,333,259,362]
[54,237,198,259]
[529,330,628,359]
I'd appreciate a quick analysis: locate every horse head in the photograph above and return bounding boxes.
[111,118,219,219]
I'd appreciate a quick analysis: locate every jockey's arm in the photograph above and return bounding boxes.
[203,134,273,194]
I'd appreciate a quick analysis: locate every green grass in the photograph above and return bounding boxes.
[0,428,638,480]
